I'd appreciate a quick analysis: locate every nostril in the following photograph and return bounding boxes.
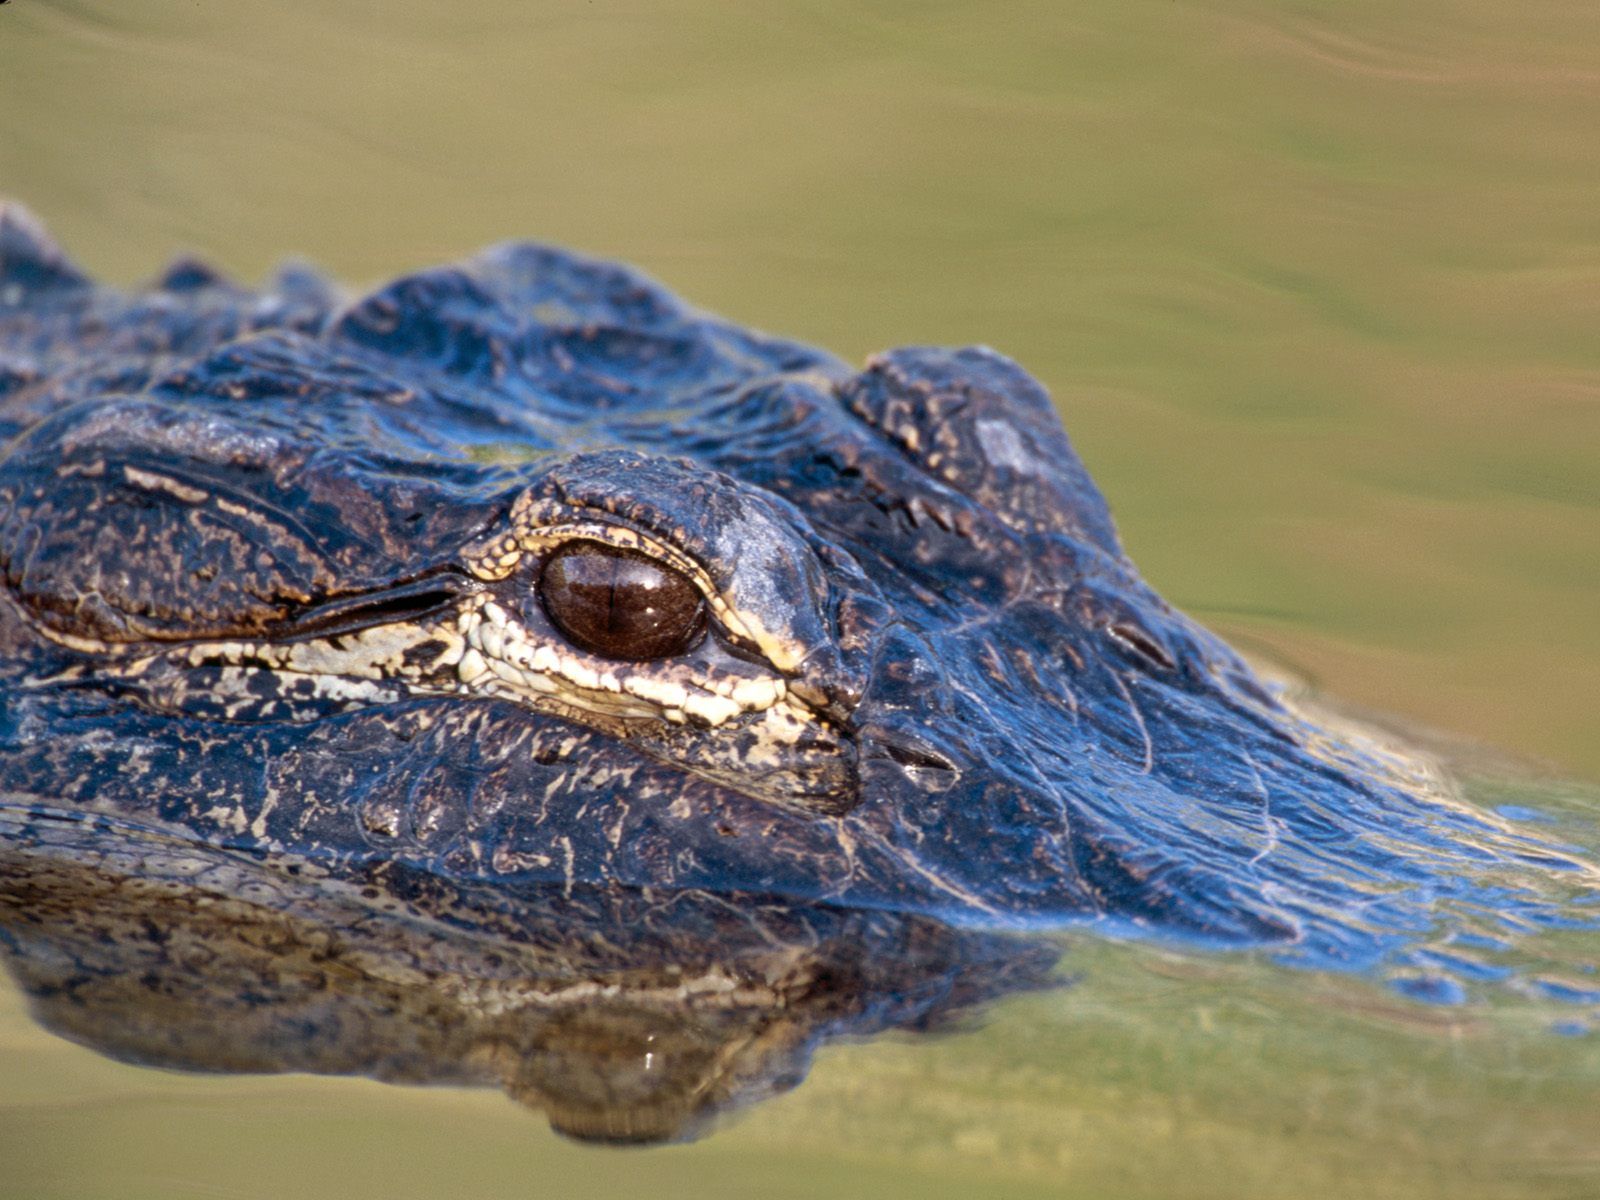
[1106,621,1176,672]
[861,725,963,794]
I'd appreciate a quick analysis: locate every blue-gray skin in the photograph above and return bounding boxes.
[0,204,1589,995]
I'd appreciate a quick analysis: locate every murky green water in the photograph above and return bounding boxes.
[1,1,1598,1196]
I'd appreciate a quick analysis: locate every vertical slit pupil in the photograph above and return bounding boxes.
[538,540,705,661]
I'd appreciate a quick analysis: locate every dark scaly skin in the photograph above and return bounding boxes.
[0,204,1591,1139]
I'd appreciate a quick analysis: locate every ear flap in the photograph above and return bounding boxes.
[0,388,509,644]
[835,346,1121,555]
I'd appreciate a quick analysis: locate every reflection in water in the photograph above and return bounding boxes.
[0,810,1056,1144]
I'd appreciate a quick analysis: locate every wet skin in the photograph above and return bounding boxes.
[0,204,1589,1138]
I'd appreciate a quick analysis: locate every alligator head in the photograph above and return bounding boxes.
[0,203,1585,974]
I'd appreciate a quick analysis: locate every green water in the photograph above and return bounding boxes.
[1,1,1598,1195]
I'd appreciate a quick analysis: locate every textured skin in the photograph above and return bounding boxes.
[0,205,1594,1136]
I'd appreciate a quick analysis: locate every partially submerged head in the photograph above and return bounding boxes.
[0,204,1592,987]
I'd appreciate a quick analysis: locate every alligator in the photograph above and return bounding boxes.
[0,204,1590,1139]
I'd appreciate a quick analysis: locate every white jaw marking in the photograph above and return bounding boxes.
[27,570,819,742]
[452,600,794,730]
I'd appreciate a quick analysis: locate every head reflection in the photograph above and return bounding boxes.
[0,819,1058,1144]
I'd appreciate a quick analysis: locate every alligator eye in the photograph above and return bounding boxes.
[538,540,706,661]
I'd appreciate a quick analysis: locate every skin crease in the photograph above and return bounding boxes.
[0,202,1595,1139]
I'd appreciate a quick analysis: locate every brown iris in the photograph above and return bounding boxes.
[537,540,706,661]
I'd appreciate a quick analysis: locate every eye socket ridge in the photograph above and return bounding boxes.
[536,538,708,662]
